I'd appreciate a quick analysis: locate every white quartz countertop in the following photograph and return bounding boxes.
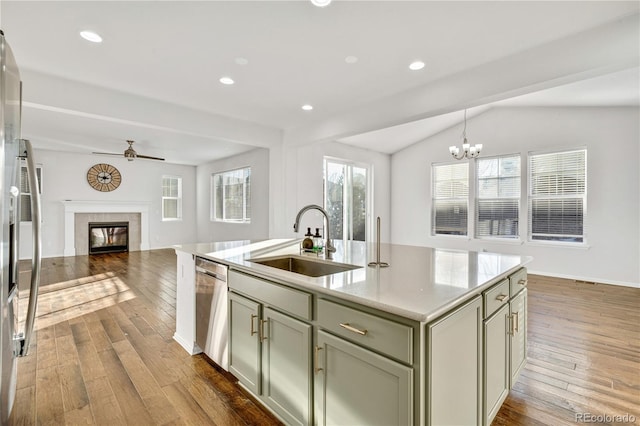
[174,239,531,323]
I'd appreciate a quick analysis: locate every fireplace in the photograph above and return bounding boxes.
[88,222,129,254]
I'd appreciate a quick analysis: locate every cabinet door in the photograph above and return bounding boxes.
[483,303,509,426]
[427,295,482,426]
[315,330,413,426]
[510,289,527,387]
[262,307,312,426]
[228,292,261,395]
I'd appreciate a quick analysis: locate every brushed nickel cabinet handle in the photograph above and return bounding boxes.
[496,294,508,302]
[508,314,515,336]
[260,319,268,342]
[314,346,323,374]
[250,314,258,336]
[339,323,368,336]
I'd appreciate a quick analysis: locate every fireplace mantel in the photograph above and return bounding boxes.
[62,200,150,256]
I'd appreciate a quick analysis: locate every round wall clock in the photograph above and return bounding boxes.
[87,163,122,192]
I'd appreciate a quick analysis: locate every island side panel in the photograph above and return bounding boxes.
[174,250,200,354]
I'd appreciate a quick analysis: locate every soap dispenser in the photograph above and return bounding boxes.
[313,228,324,252]
[302,227,314,250]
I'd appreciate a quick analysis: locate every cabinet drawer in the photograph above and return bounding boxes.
[316,299,413,364]
[509,268,528,298]
[228,270,312,320]
[483,279,510,319]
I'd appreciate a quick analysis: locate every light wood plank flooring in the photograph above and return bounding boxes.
[8,249,640,425]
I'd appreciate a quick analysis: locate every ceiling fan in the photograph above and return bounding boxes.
[93,140,165,161]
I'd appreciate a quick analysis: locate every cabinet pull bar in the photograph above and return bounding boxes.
[339,323,367,336]
[518,279,528,286]
[496,294,508,302]
[260,319,268,341]
[513,311,519,333]
[508,314,516,335]
[250,314,258,336]
[314,346,323,374]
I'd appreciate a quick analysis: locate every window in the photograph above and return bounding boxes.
[212,167,251,223]
[162,176,182,221]
[324,158,369,241]
[432,162,468,236]
[20,162,42,222]
[528,149,586,243]
[476,155,520,238]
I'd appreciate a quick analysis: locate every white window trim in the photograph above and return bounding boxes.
[20,160,43,223]
[323,156,373,242]
[527,147,587,246]
[211,166,251,224]
[161,175,182,222]
[431,161,470,238]
[474,153,522,240]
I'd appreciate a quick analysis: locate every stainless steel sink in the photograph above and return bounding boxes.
[248,256,360,277]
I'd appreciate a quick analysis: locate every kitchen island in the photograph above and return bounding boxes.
[174,239,530,426]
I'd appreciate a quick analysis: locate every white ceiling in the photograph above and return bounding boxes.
[1,1,638,165]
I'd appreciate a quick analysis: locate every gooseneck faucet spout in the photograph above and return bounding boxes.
[293,204,336,259]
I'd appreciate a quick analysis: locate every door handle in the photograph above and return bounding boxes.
[250,314,258,336]
[314,346,323,374]
[260,319,268,342]
[496,294,508,302]
[339,323,367,336]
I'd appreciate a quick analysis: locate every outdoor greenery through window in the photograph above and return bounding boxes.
[324,158,368,241]
[20,162,42,222]
[162,176,182,221]
[529,149,586,243]
[476,155,520,238]
[432,162,468,236]
[212,167,251,223]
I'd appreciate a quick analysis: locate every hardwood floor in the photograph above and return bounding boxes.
[9,249,281,426]
[8,250,640,425]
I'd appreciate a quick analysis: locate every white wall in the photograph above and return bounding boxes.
[21,149,197,258]
[391,107,640,287]
[196,148,270,242]
[277,141,392,243]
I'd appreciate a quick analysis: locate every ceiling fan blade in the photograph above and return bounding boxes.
[136,154,165,161]
[92,152,123,156]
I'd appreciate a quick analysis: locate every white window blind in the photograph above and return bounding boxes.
[432,162,468,236]
[212,167,251,222]
[476,155,520,238]
[529,149,586,243]
[162,176,182,220]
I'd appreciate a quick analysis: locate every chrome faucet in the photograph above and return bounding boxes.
[293,204,336,259]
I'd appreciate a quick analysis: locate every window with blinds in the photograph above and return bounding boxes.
[476,155,520,238]
[528,149,586,243]
[20,162,43,222]
[212,167,251,223]
[432,162,468,236]
[162,176,182,221]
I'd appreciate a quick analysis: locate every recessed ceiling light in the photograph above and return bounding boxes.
[345,56,359,64]
[310,0,332,7]
[409,61,425,71]
[302,104,313,111]
[219,77,235,85]
[235,57,248,65]
[80,30,102,43]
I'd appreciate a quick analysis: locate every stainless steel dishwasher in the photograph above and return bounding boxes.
[195,257,228,370]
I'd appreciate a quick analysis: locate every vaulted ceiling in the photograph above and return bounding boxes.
[1,1,638,164]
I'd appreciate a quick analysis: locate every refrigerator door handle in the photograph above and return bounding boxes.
[16,139,42,357]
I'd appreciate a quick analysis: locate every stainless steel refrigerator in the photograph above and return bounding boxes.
[1,29,42,423]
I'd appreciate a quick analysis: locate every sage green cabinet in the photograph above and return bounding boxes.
[228,292,261,395]
[483,303,510,425]
[314,330,413,426]
[228,290,312,426]
[427,295,482,426]
[509,288,527,388]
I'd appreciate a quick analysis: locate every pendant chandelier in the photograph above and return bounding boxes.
[449,109,482,160]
